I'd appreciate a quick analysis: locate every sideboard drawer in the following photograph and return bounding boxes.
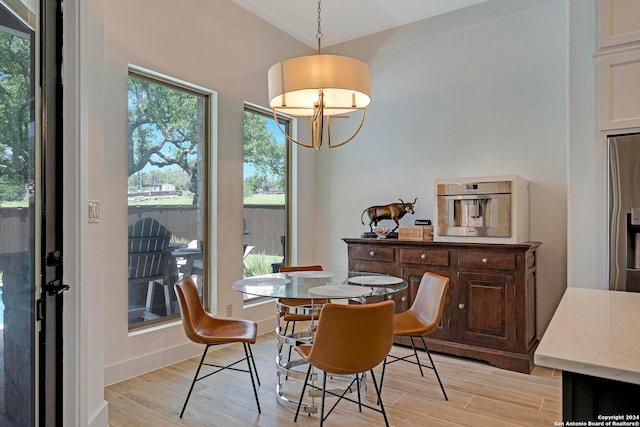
[458,251,515,270]
[400,248,449,266]
[353,246,395,263]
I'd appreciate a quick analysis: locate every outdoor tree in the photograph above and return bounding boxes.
[0,32,31,203]
[243,111,285,196]
[128,76,203,202]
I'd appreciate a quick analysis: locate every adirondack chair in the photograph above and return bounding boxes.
[127,218,176,323]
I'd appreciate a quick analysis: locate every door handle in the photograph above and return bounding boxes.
[44,279,70,296]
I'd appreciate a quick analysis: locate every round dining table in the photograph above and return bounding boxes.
[232,271,408,413]
[232,270,407,300]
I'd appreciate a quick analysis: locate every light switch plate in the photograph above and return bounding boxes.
[88,200,101,223]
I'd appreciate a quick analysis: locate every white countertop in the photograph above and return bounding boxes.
[534,287,640,385]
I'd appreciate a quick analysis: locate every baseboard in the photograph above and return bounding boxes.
[104,318,276,386]
[88,400,109,427]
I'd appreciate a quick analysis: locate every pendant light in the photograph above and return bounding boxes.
[267,0,371,149]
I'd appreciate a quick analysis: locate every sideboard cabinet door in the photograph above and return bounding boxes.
[457,271,515,349]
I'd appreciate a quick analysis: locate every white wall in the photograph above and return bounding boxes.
[567,0,601,289]
[311,0,569,337]
[97,0,314,386]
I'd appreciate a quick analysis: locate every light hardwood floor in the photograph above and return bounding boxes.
[106,332,561,426]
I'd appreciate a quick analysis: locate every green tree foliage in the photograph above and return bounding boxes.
[0,32,31,203]
[128,76,203,200]
[243,111,285,196]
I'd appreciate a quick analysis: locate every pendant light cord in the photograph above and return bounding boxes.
[316,0,322,54]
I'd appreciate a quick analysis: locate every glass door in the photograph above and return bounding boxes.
[0,0,63,425]
[0,1,38,425]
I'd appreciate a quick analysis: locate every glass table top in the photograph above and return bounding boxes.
[232,271,407,299]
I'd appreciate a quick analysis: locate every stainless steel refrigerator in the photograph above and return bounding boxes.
[609,133,640,292]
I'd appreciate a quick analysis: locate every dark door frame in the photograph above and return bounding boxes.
[39,0,65,425]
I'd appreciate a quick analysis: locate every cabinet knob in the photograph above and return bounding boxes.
[401,296,407,302]
[387,295,394,300]
[458,303,465,310]
[482,258,488,264]
[421,254,427,260]
[369,251,376,257]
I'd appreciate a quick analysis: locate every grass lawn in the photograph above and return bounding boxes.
[243,193,284,205]
[0,200,28,208]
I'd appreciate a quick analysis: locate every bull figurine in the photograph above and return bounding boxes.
[361,198,417,232]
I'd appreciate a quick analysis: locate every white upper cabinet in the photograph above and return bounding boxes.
[598,0,640,130]
[599,0,640,48]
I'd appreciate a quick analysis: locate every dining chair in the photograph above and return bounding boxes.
[277,265,328,366]
[293,300,395,427]
[174,277,261,417]
[278,265,327,328]
[380,272,449,400]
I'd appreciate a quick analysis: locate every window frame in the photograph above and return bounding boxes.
[242,103,291,303]
[127,65,216,330]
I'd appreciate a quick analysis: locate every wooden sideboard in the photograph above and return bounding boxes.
[344,238,541,373]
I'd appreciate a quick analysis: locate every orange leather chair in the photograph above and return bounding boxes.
[380,272,449,400]
[277,265,328,366]
[174,277,261,417]
[278,265,327,324]
[293,300,395,427]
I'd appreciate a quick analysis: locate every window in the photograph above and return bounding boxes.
[127,68,212,328]
[242,105,289,296]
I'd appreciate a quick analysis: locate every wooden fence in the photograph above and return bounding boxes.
[0,207,32,255]
[0,204,284,258]
[243,205,286,257]
[127,204,285,257]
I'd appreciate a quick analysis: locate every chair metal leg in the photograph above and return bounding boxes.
[370,368,390,427]
[283,321,290,336]
[420,337,448,401]
[320,371,328,427]
[286,322,296,366]
[181,342,262,418]
[243,343,261,413]
[294,364,313,422]
[247,343,260,386]
[179,345,210,418]
[382,337,448,402]
[356,374,362,412]
[410,336,425,377]
[378,358,388,405]
[301,368,389,425]
[285,322,296,380]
